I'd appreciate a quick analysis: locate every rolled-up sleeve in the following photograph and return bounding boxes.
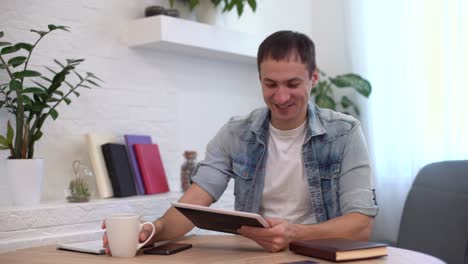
[339,123,378,217]
[191,123,232,202]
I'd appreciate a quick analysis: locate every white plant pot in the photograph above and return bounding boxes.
[6,159,44,206]
[195,0,222,25]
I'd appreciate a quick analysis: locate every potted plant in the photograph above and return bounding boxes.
[311,70,372,118]
[168,0,256,24]
[0,25,101,205]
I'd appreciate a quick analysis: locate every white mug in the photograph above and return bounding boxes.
[106,214,156,257]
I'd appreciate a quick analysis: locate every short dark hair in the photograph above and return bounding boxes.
[257,30,316,77]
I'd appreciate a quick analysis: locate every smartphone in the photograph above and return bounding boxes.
[143,243,192,255]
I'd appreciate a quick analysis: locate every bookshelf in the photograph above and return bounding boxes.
[125,16,262,63]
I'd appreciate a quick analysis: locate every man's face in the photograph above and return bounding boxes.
[260,56,318,130]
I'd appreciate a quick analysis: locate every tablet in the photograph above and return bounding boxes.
[57,240,105,255]
[172,202,270,234]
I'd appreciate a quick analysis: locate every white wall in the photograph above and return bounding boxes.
[0,0,348,204]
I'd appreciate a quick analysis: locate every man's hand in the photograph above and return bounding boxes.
[101,219,155,256]
[238,218,297,252]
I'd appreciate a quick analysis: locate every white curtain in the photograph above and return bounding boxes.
[344,0,468,242]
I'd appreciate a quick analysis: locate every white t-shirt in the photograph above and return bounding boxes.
[259,121,316,224]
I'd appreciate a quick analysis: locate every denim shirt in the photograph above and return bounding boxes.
[192,104,378,223]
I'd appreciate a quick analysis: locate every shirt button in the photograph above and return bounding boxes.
[243,172,248,177]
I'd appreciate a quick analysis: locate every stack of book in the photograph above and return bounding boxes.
[86,133,169,198]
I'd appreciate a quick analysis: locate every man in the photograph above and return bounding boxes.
[103,30,378,253]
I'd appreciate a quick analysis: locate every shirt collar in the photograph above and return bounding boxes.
[251,104,325,143]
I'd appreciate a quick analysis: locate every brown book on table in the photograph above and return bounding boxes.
[289,238,387,262]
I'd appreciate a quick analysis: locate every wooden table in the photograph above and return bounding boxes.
[0,235,445,264]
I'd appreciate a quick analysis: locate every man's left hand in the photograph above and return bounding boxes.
[238,218,297,252]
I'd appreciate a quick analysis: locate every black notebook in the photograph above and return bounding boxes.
[101,143,137,197]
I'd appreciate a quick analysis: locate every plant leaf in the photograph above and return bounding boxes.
[235,0,244,16]
[86,79,100,87]
[49,25,70,32]
[50,109,58,120]
[32,131,43,141]
[73,91,80,97]
[22,87,47,95]
[64,98,71,105]
[30,30,48,37]
[1,45,20,55]
[247,0,256,12]
[54,59,65,68]
[315,94,336,110]
[73,70,83,81]
[9,80,22,91]
[44,66,57,74]
[7,120,14,143]
[53,90,64,96]
[13,70,42,79]
[340,96,354,109]
[189,0,199,10]
[8,56,27,67]
[40,76,53,83]
[32,80,48,89]
[21,95,32,105]
[224,0,236,11]
[87,72,103,82]
[31,102,48,112]
[47,97,60,103]
[0,63,7,69]
[0,41,12,47]
[353,106,360,116]
[211,0,221,6]
[0,135,9,147]
[15,42,33,52]
[329,74,372,97]
[67,58,84,64]
[0,31,3,38]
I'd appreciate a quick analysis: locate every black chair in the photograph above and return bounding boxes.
[397,160,468,264]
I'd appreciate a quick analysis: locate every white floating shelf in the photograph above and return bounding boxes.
[126,16,262,63]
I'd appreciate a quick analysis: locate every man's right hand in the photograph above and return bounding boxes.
[101,219,155,255]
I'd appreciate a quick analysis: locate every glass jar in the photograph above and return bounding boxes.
[181,150,197,192]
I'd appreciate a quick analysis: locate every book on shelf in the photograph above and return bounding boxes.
[289,238,387,262]
[134,143,169,194]
[124,134,152,195]
[86,133,118,198]
[101,143,137,197]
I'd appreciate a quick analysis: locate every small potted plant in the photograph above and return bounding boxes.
[0,25,101,205]
[66,160,92,203]
[167,0,257,24]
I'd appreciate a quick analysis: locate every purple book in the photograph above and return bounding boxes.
[124,134,152,195]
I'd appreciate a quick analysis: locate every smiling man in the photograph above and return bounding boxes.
[103,30,378,254]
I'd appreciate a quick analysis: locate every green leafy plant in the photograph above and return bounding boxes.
[0,25,101,159]
[311,71,372,117]
[169,0,257,17]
